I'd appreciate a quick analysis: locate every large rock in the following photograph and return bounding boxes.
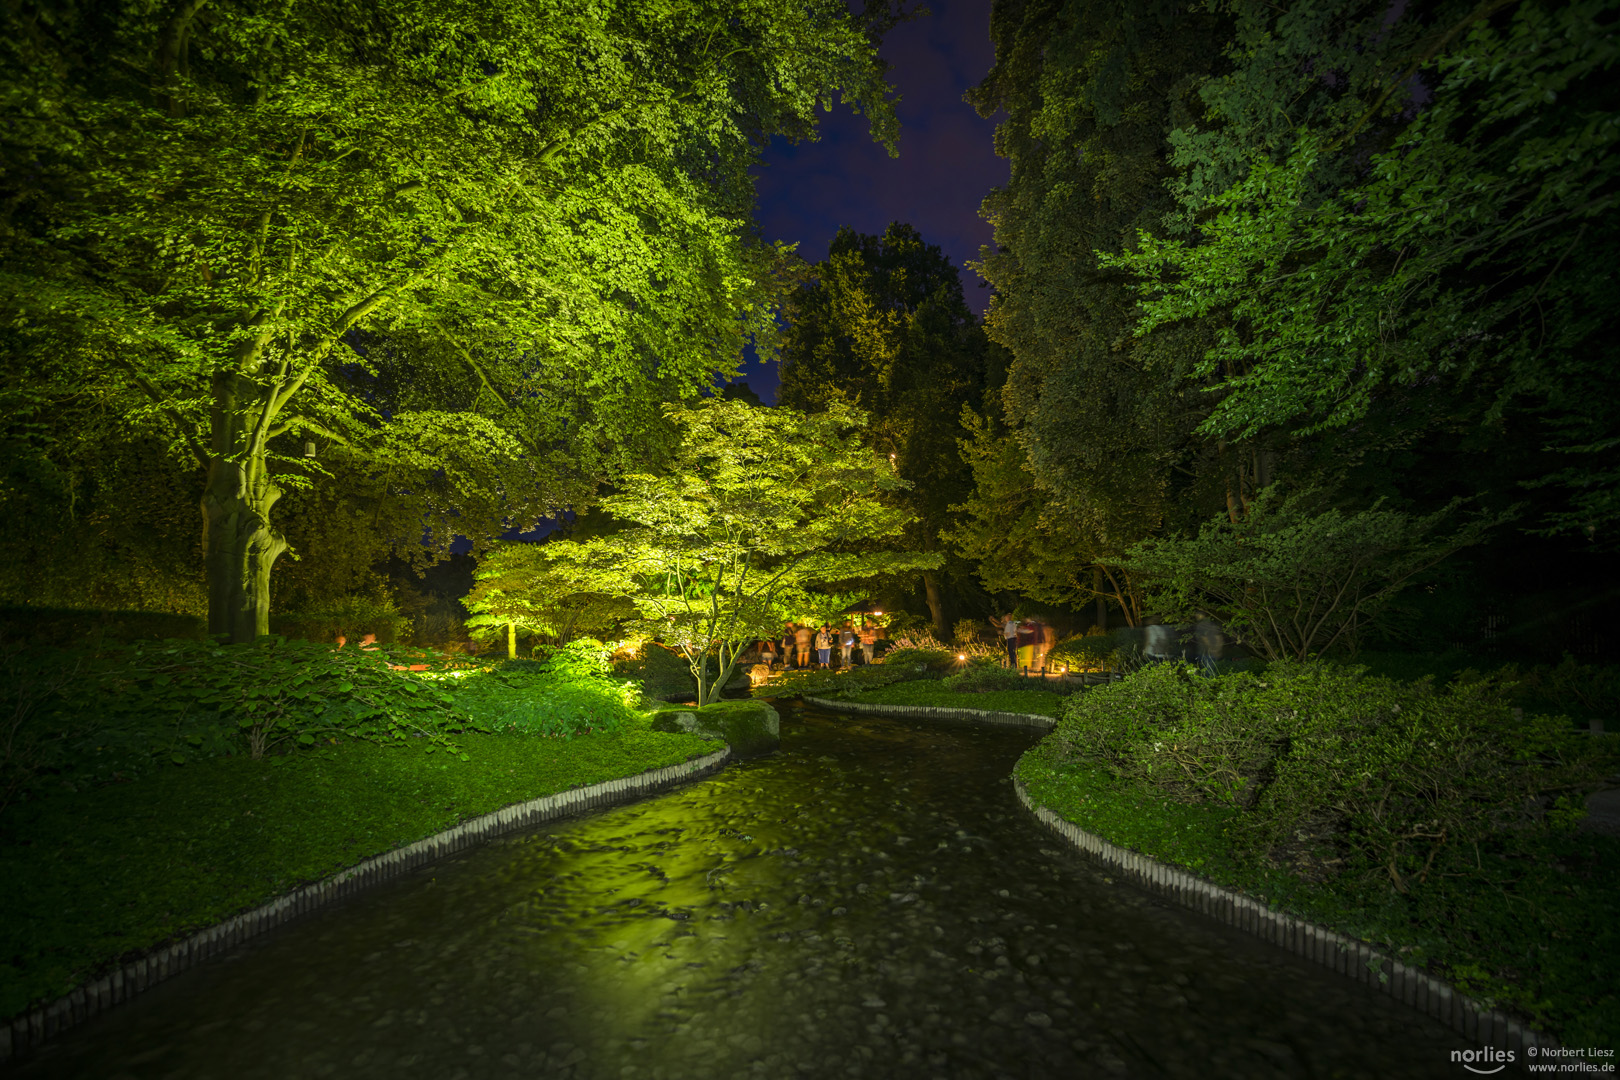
[649,700,781,759]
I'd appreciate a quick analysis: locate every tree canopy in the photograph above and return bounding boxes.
[541,400,941,705]
[1104,0,1620,544]
[1,0,901,640]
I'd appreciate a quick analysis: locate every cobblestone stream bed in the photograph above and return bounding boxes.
[16,705,1472,1079]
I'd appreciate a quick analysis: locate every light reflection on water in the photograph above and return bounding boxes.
[16,705,1468,1079]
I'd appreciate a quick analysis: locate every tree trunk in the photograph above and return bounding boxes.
[506,621,516,660]
[1092,566,1107,631]
[203,374,288,644]
[923,572,948,641]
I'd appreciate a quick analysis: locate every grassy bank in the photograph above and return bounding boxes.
[827,678,1067,718]
[0,724,713,1022]
[1019,662,1620,1046]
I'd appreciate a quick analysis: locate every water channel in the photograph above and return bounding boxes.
[16,704,1472,1079]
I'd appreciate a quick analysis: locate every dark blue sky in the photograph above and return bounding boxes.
[731,0,1005,404]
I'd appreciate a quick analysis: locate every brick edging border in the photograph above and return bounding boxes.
[802,695,1055,729]
[1,746,733,1063]
[1013,777,1557,1054]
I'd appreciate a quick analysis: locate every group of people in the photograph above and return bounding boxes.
[991,612,1055,670]
[757,620,879,671]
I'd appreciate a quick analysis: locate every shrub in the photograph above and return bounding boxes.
[1509,655,1620,722]
[614,642,696,700]
[1048,660,1613,893]
[879,632,955,674]
[269,593,411,645]
[952,618,989,646]
[942,658,1027,693]
[2,637,474,812]
[451,638,639,738]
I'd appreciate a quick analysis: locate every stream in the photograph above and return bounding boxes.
[14,704,1470,1078]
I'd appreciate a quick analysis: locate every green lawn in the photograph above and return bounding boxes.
[0,724,714,1021]
[1016,749,1620,1047]
[828,678,1068,717]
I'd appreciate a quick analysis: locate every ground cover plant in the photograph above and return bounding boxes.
[1020,661,1620,1044]
[1,637,478,814]
[447,640,641,738]
[0,723,714,1023]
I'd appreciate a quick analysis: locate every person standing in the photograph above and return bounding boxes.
[839,621,857,668]
[859,619,878,665]
[814,624,833,669]
[782,623,798,670]
[992,613,1020,668]
[795,622,814,670]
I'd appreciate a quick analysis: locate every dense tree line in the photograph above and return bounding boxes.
[952,0,1620,651]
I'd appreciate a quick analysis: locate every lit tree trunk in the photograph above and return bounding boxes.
[507,621,517,660]
[203,373,288,644]
[204,372,289,641]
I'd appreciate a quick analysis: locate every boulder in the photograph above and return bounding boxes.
[649,699,781,759]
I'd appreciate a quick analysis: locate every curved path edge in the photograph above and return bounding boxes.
[1013,777,1559,1055]
[802,695,1055,729]
[2,746,733,1063]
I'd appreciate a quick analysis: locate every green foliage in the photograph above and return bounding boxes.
[269,593,411,645]
[1103,0,1620,544]
[0,0,901,639]
[616,644,697,701]
[1122,488,1505,659]
[448,639,638,738]
[876,645,955,676]
[952,618,988,646]
[2,638,481,814]
[1019,729,1620,1045]
[1048,630,1131,672]
[941,657,1026,693]
[965,2,1235,598]
[1507,656,1620,722]
[1047,661,1614,893]
[758,664,912,698]
[545,399,942,705]
[464,542,632,657]
[0,726,714,1022]
[778,223,993,636]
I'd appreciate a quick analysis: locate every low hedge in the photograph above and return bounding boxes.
[0,723,716,1023]
[1025,660,1620,1043]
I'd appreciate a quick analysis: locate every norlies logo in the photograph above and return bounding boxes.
[1452,1047,1517,1075]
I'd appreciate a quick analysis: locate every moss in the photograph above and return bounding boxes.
[649,699,780,759]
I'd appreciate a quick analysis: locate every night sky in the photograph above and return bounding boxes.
[731,0,1004,405]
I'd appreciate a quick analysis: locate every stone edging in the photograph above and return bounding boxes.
[1013,778,1556,1054]
[803,695,1055,729]
[1,746,733,1063]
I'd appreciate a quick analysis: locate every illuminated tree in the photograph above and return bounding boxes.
[547,400,941,705]
[464,544,631,660]
[0,0,899,641]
